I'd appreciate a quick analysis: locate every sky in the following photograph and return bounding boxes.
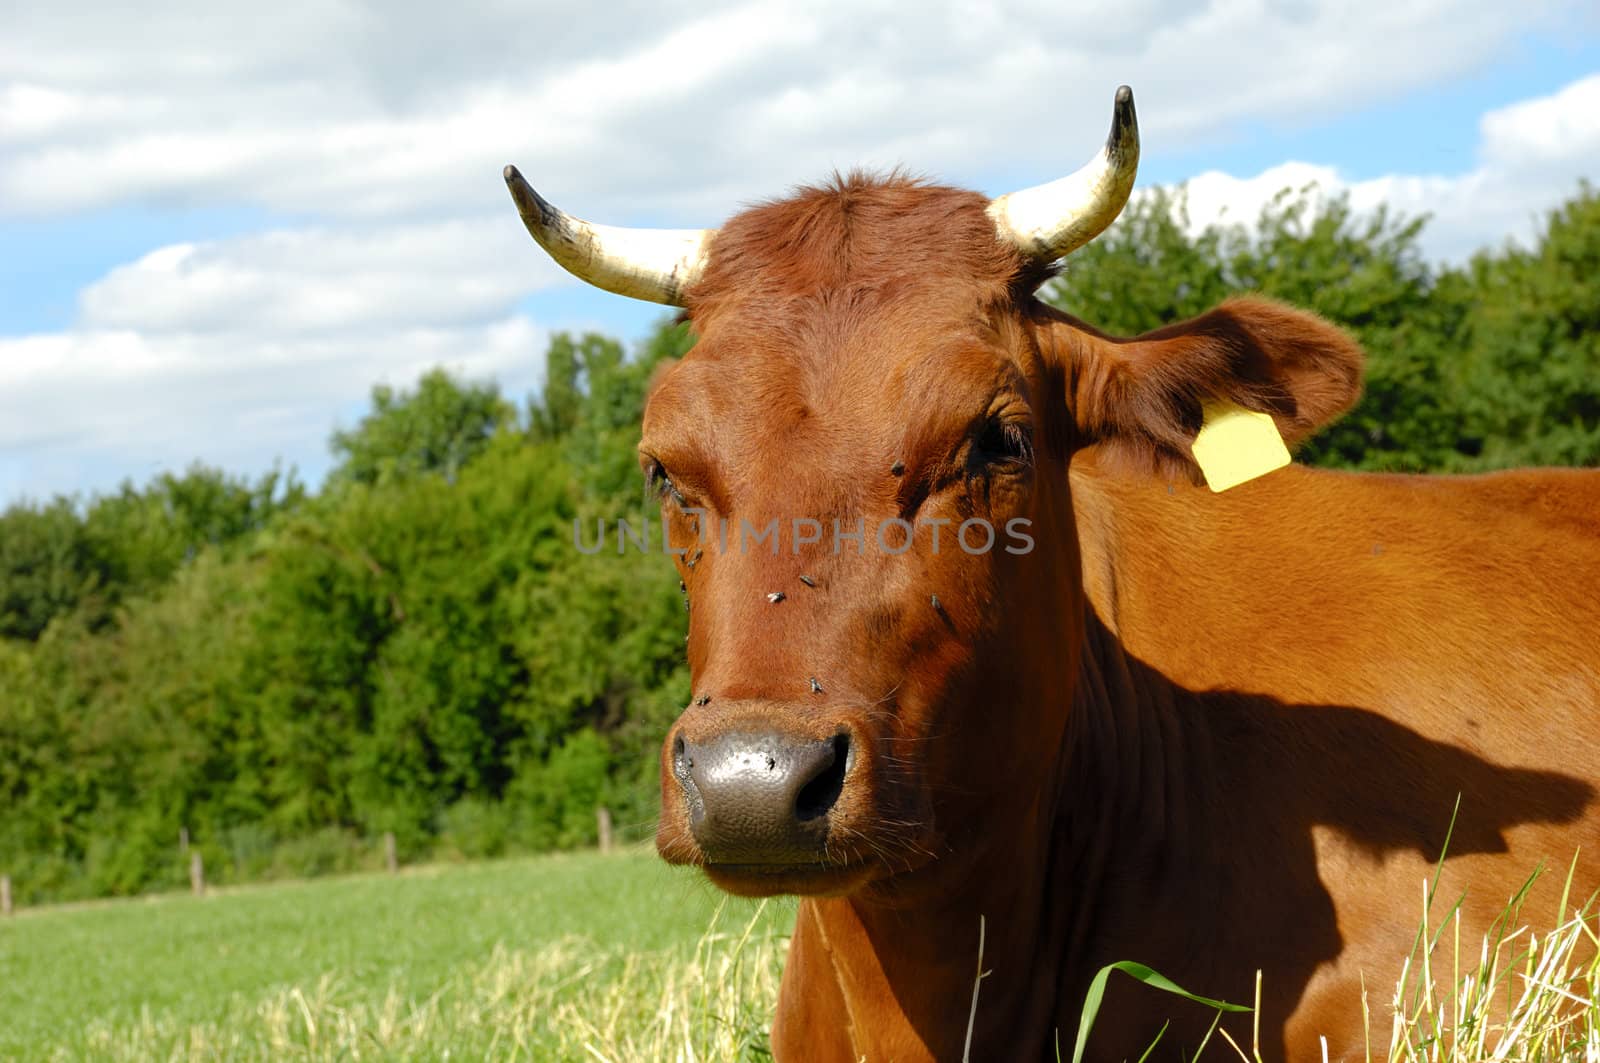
[3,1,1599,507]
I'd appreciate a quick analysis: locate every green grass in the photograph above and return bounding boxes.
[0,846,792,1061]
[10,844,1600,1061]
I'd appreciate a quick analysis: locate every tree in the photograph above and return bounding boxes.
[330,369,513,486]
[0,499,91,641]
[1449,181,1600,468]
[0,465,299,641]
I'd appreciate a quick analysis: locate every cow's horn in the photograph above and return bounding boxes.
[504,165,714,306]
[987,86,1140,262]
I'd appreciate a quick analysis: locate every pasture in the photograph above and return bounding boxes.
[7,842,1600,1060]
[0,848,789,1061]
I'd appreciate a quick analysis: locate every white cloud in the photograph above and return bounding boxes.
[78,217,556,334]
[0,213,568,500]
[0,316,547,501]
[1168,74,1600,261]
[1481,68,1600,163]
[0,0,1586,222]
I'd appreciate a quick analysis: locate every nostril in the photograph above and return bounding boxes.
[674,734,692,774]
[795,733,850,822]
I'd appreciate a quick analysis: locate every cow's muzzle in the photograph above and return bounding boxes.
[673,730,851,864]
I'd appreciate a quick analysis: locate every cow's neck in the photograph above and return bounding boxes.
[793,736,1084,1060]
[783,580,1226,1060]
[1049,543,1321,1060]
[784,564,1126,1056]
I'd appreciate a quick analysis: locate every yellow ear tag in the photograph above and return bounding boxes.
[1190,399,1291,492]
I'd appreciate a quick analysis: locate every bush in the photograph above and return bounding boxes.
[261,827,374,881]
[436,797,515,861]
[510,730,613,851]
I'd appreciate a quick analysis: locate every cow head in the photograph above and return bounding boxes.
[507,88,1363,900]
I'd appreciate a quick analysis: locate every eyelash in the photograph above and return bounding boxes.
[975,418,1034,468]
[646,462,689,507]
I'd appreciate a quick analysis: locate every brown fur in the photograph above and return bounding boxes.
[637,174,1600,1061]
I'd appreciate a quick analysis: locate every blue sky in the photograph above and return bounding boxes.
[3,1,1599,507]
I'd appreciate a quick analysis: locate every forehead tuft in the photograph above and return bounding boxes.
[686,172,1033,313]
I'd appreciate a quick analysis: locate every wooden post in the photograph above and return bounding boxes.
[1,874,12,916]
[383,831,398,874]
[189,850,205,896]
[596,806,614,853]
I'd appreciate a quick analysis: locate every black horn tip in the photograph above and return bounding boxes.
[503,165,532,203]
[503,165,545,219]
[1107,85,1139,155]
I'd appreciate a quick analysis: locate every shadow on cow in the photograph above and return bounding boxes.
[1061,607,1595,1061]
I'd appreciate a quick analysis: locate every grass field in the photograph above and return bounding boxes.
[0,847,792,1061]
[8,844,1600,1061]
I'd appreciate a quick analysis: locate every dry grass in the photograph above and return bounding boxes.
[1375,863,1600,1063]
[1065,857,1600,1063]
[1192,861,1600,1063]
[57,899,785,1062]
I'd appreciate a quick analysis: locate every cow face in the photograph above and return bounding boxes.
[504,90,1364,900]
[638,179,1084,897]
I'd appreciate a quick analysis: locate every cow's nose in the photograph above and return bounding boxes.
[673,731,850,863]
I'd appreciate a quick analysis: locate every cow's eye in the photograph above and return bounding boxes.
[646,460,689,507]
[972,417,1033,470]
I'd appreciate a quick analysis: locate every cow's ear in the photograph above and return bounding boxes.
[1040,295,1365,479]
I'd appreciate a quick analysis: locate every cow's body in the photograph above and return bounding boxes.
[765,460,1600,1062]
[1067,458,1600,1057]
[505,94,1600,1059]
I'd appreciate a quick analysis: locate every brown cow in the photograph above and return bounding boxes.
[506,88,1600,1061]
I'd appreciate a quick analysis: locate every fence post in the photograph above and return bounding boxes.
[384,831,398,874]
[596,806,614,853]
[189,850,205,896]
[1,874,12,916]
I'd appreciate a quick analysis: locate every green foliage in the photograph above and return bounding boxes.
[509,728,614,850]
[331,367,513,485]
[1448,181,1600,468]
[533,323,694,496]
[0,464,299,640]
[0,499,87,641]
[0,317,693,902]
[437,796,516,859]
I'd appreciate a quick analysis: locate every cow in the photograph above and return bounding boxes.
[505,87,1600,1062]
